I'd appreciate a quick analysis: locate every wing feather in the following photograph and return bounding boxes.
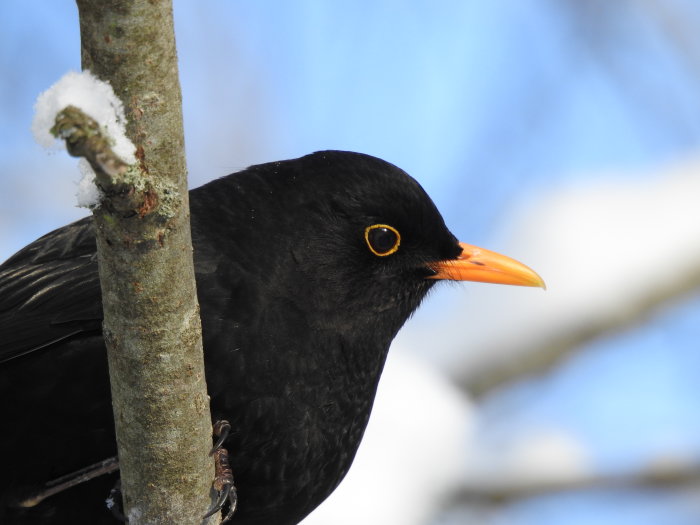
[0,217,103,364]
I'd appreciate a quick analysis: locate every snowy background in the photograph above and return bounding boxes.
[2,2,700,524]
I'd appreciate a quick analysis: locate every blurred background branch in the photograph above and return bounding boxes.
[453,459,700,504]
[459,264,700,399]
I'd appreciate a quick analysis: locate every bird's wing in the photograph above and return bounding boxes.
[0,217,103,364]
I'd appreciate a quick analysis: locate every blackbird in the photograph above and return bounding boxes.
[0,151,543,524]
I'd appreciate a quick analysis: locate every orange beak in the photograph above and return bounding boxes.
[427,242,545,288]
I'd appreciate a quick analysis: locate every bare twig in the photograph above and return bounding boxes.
[51,105,129,182]
[16,457,119,508]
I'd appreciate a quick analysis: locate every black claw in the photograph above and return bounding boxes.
[204,482,238,523]
[221,484,238,523]
[203,482,230,519]
[203,422,237,522]
[209,419,231,455]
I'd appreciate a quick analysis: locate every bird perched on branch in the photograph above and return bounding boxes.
[0,151,543,524]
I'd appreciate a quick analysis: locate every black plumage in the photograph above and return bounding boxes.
[0,151,540,524]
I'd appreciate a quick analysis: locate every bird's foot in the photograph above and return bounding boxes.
[203,420,237,523]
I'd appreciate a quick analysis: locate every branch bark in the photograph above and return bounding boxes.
[73,1,215,522]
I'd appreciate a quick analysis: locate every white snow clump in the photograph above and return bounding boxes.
[32,70,137,208]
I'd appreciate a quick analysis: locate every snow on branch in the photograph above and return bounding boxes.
[33,71,135,160]
[32,71,176,218]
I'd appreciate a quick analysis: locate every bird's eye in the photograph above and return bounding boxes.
[364,224,401,256]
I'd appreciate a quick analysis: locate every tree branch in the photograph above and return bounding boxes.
[458,273,700,399]
[71,1,216,522]
[449,461,700,505]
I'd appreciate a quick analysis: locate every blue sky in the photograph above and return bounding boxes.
[2,2,700,524]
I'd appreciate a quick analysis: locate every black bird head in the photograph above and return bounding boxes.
[195,150,543,339]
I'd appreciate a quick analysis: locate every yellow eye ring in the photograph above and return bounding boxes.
[364,224,401,256]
